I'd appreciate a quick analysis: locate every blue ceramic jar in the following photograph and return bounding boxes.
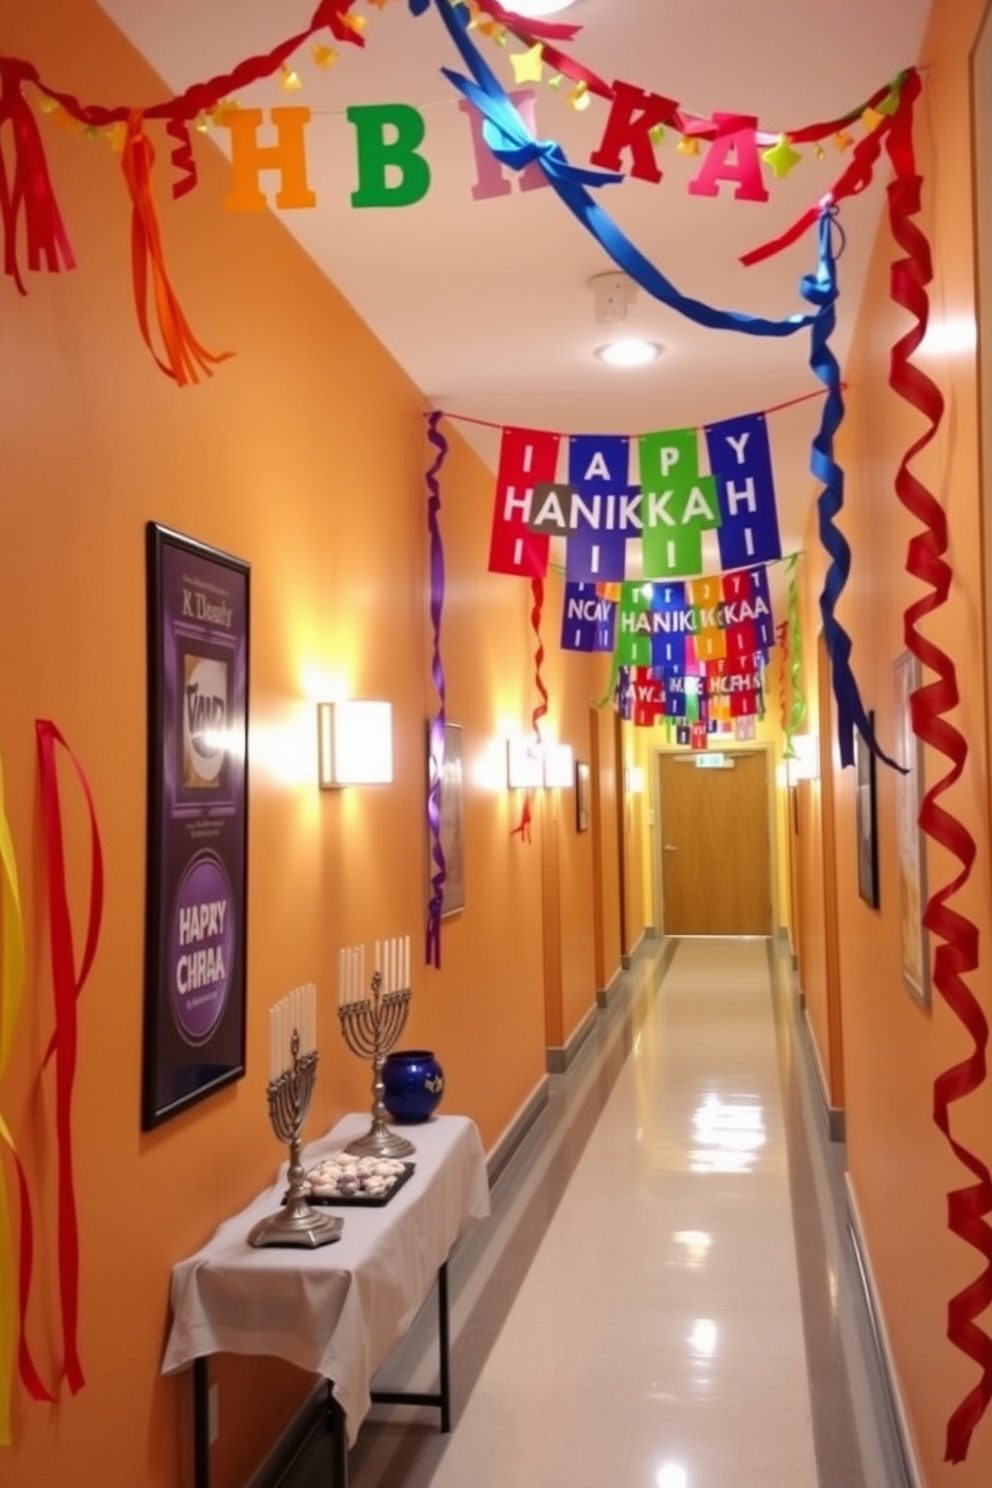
[382,1049,445,1124]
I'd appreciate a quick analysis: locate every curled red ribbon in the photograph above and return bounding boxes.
[885,70,992,1463]
[35,720,104,1400]
[776,620,789,736]
[510,577,548,844]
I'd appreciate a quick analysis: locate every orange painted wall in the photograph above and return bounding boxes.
[795,0,992,1481]
[591,701,623,993]
[0,3,608,1485]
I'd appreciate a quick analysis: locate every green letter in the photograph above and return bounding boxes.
[348,105,431,207]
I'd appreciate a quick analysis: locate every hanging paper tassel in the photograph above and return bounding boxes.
[0,59,76,294]
[511,578,548,843]
[120,111,231,386]
[883,70,992,1465]
[424,411,449,969]
[803,206,899,771]
[35,721,105,1400]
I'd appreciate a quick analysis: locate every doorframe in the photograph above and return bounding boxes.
[649,741,780,937]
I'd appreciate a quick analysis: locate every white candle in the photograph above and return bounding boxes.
[375,939,381,978]
[269,1006,275,1083]
[403,934,409,991]
[360,944,366,1000]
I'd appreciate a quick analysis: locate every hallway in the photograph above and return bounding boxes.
[270,938,911,1488]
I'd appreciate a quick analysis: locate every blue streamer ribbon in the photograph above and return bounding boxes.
[425,0,822,339]
[425,410,449,968]
[804,208,902,771]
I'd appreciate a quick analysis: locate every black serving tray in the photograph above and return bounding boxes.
[300,1160,416,1208]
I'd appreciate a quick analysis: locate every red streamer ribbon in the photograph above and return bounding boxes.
[0,58,76,294]
[35,720,105,1400]
[741,70,915,267]
[511,577,549,844]
[164,117,197,200]
[886,70,992,1463]
[120,111,231,386]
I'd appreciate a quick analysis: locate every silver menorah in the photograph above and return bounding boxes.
[248,1028,343,1249]
[338,969,415,1158]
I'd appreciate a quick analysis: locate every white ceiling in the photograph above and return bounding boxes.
[96,0,932,567]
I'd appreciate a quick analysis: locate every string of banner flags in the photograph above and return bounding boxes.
[483,408,792,739]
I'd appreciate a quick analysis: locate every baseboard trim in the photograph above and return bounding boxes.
[845,1179,923,1488]
[486,1077,550,1192]
[798,1005,846,1143]
[546,1000,600,1075]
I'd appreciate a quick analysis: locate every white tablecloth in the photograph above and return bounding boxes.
[161,1113,490,1442]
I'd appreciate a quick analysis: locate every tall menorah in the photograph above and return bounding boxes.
[338,964,415,1158]
[248,1010,343,1249]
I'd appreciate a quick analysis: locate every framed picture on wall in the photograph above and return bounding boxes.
[575,760,591,832]
[894,651,930,1008]
[142,523,250,1128]
[854,715,879,908]
[439,722,465,916]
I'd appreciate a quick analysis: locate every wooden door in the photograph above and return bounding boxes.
[658,751,771,935]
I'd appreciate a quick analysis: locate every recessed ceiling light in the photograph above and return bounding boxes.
[594,339,663,367]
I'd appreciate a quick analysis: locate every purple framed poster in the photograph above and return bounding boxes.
[142,523,250,1128]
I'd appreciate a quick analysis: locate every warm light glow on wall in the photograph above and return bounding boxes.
[544,741,575,788]
[506,738,575,789]
[788,734,819,782]
[506,737,544,790]
[318,700,393,787]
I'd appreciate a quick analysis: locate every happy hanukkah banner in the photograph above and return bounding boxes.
[491,416,782,585]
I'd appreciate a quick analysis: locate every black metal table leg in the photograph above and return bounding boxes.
[437,1260,451,1432]
[326,1385,349,1488]
[193,1357,211,1488]
[368,1260,452,1428]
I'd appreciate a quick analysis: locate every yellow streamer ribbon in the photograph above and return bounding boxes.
[0,749,26,1446]
[786,555,806,744]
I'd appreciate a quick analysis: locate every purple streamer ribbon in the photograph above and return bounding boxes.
[425,411,449,968]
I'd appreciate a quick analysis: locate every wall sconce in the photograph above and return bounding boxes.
[543,742,575,789]
[506,738,575,789]
[787,733,819,783]
[317,700,393,788]
[506,737,544,790]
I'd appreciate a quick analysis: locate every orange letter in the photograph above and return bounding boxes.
[218,107,316,211]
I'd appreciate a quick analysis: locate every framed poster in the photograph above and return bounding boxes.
[854,715,879,908]
[894,651,930,1008]
[142,523,250,1128]
[439,723,465,915]
[575,760,591,832]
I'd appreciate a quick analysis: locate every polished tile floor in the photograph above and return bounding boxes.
[270,936,911,1488]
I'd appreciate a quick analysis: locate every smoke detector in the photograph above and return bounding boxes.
[589,272,637,326]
